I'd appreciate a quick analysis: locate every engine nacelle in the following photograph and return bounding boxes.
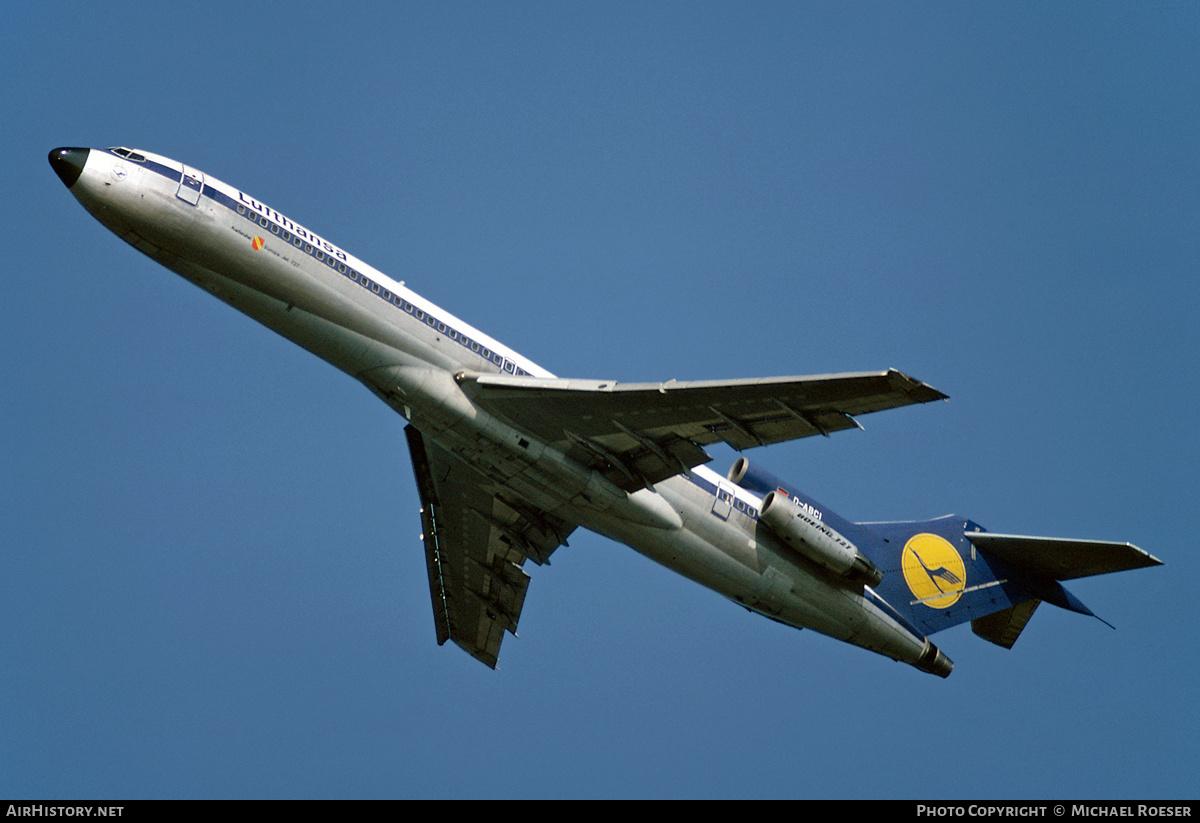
[758,490,883,587]
[727,456,789,496]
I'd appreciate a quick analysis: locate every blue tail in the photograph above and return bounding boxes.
[859,515,1160,647]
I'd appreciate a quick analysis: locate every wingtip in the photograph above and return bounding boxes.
[887,368,949,403]
[1118,541,1164,569]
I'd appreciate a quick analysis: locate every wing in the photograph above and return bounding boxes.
[404,425,576,668]
[458,369,946,492]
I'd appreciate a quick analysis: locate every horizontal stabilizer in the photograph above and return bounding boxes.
[964,533,1161,581]
[971,599,1041,649]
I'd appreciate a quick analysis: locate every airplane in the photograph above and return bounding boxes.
[48,146,1161,678]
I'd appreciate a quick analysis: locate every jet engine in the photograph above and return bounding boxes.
[757,489,884,588]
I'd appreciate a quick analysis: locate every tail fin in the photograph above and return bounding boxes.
[860,516,1161,648]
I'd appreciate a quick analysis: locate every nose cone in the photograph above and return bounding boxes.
[49,147,90,188]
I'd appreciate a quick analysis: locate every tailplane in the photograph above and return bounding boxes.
[860,517,1161,648]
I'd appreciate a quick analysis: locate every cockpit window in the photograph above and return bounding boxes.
[108,148,146,162]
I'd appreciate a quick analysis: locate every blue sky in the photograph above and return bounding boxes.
[4,1,1197,799]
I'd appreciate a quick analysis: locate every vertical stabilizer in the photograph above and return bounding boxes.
[861,518,1160,646]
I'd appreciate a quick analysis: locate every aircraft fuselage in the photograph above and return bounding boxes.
[50,146,953,676]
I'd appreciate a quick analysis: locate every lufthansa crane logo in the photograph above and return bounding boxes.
[901,533,966,609]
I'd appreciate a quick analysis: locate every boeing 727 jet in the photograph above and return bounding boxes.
[49,146,1161,677]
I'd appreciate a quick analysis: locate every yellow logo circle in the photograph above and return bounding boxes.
[901,533,966,609]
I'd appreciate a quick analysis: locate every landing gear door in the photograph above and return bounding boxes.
[177,165,204,205]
